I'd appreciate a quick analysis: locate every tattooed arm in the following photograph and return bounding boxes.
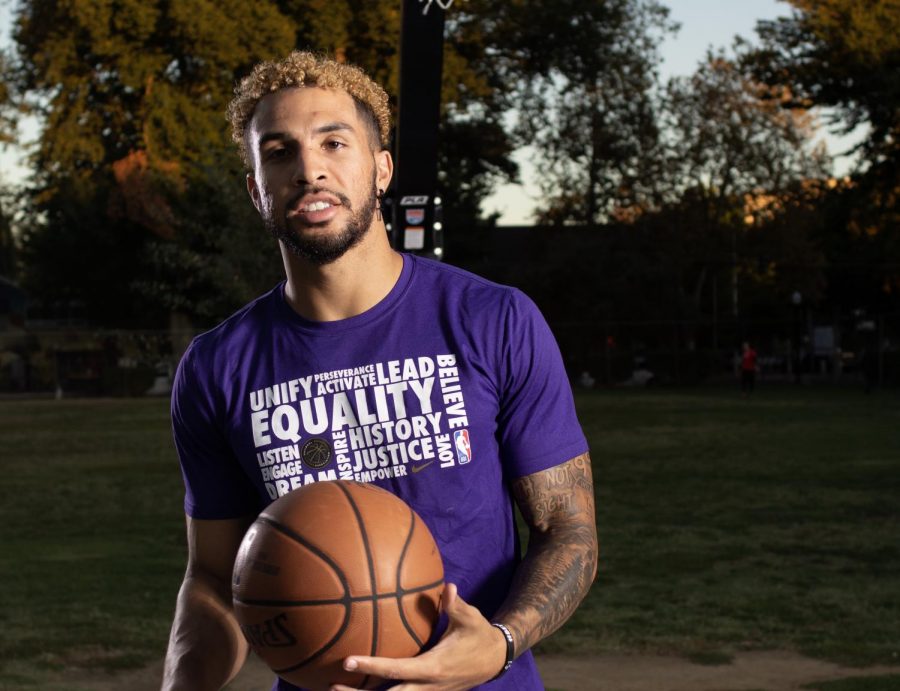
[492,452,599,656]
[331,454,597,691]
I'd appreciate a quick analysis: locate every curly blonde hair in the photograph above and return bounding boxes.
[227,51,391,168]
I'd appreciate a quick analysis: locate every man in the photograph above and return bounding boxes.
[740,341,758,396]
[162,51,597,691]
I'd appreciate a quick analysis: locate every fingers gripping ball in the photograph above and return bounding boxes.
[232,481,444,690]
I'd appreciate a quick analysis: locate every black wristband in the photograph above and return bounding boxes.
[489,622,514,681]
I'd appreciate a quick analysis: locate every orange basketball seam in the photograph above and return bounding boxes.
[396,507,427,649]
[240,481,442,688]
[334,482,379,690]
[252,515,354,674]
[234,578,445,608]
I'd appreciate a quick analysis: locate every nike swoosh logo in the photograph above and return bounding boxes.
[411,460,435,473]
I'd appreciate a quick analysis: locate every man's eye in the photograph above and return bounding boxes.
[264,147,287,160]
[325,140,346,150]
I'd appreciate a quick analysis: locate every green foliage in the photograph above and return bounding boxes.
[12,0,298,327]
[663,53,828,204]
[439,118,518,235]
[497,50,831,330]
[629,53,831,323]
[0,193,16,279]
[0,50,20,145]
[18,178,174,326]
[748,0,900,164]
[10,0,524,326]
[8,0,890,330]
[16,0,295,173]
[499,0,677,225]
[744,0,900,309]
[492,2,827,234]
[438,0,523,231]
[134,154,284,323]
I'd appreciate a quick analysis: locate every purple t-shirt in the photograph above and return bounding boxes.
[172,254,588,690]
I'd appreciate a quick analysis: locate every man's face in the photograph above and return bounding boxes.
[245,87,392,265]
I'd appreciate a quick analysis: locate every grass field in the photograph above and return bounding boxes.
[1,386,898,687]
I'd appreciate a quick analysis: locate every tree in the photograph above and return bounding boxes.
[0,51,19,145]
[438,118,517,236]
[744,0,900,311]
[12,0,297,326]
[0,49,22,281]
[439,0,522,234]
[10,0,523,325]
[491,0,677,226]
[650,53,828,323]
[15,1,296,177]
[747,0,900,168]
[662,54,828,206]
[0,194,16,280]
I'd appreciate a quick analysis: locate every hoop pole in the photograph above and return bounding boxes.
[392,0,447,258]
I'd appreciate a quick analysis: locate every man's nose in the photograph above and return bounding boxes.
[292,149,326,186]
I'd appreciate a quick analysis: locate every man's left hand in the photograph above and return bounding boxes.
[329,582,508,691]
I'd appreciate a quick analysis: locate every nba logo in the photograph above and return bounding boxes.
[454,429,472,464]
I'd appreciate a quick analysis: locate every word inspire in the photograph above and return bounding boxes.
[248,354,471,498]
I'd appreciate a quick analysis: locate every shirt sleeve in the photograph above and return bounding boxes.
[171,340,261,519]
[495,289,589,478]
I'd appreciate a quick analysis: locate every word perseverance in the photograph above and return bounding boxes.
[248,357,438,410]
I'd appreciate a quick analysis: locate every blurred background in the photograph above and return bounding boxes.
[1,0,897,395]
[2,3,899,690]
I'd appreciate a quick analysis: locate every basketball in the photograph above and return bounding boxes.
[231,480,445,690]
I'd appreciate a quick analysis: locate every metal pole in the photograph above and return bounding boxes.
[878,315,885,388]
[713,277,718,345]
[604,326,611,386]
[393,0,447,258]
[731,228,738,318]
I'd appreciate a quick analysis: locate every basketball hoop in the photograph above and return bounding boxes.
[419,0,453,15]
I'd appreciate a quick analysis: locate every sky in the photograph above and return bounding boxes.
[659,0,783,78]
[0,0,864,222]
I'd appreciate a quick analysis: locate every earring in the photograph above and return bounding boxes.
[376,188,385,220]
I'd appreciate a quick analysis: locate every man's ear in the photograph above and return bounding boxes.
[246,173,262,213]
[375,149,393,192]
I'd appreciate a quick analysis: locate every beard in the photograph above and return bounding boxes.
[262,175,378,266]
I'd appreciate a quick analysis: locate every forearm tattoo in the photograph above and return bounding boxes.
[497,453,598,656]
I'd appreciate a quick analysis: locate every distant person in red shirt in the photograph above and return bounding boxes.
[741,342,758,396]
